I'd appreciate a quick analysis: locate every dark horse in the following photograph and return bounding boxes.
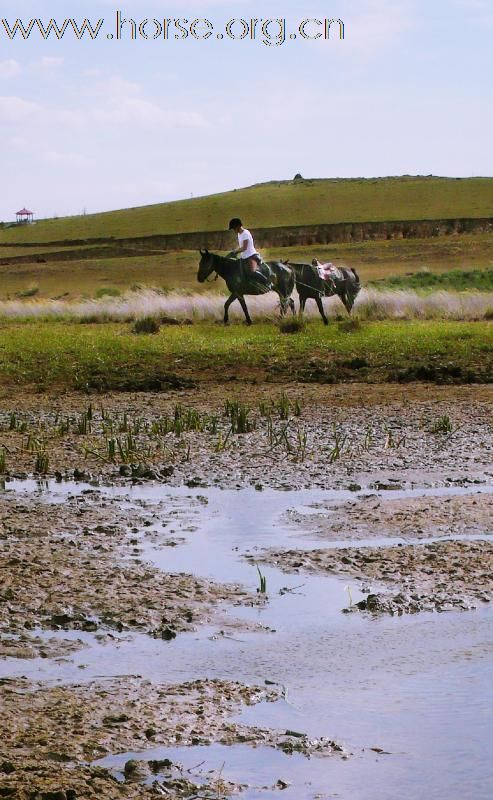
[287,261,361,325]
[197,250,295,325]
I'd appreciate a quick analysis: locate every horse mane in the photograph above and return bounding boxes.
[209,251,237,273]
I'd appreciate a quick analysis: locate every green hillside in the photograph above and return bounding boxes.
[2,176,492,245]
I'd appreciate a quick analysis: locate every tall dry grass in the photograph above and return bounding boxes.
[0,288,492,323]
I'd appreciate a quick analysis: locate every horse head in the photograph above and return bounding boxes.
[197,249,214,283]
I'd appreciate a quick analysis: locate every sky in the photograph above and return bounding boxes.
[0,0,491,221]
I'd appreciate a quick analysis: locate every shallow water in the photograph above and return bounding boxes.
[2,480,493,799]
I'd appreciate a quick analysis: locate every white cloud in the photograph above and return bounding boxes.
[452,0,493,25]
[93,96,205,127]
[43,150,92,167]
[38,56,64,69]
[10,136,30,149]
[0,96,38,121]
[0,60,21,79]
[88,76,206,128]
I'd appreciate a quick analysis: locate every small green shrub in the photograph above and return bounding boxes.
[133,317,161,335]
[17,284,39,298]
[95,286,121,298]
[279,317,306,334]
[338,319,361,333]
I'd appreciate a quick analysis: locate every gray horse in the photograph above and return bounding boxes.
[197,250,295,325]
[287,261,361,325]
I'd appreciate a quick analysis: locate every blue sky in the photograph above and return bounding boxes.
[0,0,491,221]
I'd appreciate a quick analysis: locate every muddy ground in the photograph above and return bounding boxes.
[0,383,492,798]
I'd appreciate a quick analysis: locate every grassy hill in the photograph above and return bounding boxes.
[2,176,493,245]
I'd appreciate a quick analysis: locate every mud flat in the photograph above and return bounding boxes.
[281,490,493,541]
[1,383,492,799]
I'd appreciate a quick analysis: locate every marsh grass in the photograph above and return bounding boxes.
[431,414,454,434]
[384,428,406,448]
[256,565,267,595]
[34,448,49,475]
[224,400,255,434]
[328,426,347,463]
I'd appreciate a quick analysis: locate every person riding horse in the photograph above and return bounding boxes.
[228,218,272,291]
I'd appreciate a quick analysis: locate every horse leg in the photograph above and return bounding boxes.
[345,292,356,314]
[341,292,351,315]
[316,295,329,325]
[278,293,288,317]
[238,295,253,326]
[224,294,236,324]
[289,297,296,316]
[299,294,307,318]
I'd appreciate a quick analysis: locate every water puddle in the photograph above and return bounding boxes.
[1,479,493,799]
[94,742,350,799]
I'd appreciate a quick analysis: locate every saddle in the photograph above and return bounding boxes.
[239,259,272,288]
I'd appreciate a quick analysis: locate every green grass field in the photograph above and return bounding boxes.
[0,320,491,390]
[1,176,492,245]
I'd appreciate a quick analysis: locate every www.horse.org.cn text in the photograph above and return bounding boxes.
[1,14,346,46]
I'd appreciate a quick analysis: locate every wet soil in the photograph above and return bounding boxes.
[0,491,261,658]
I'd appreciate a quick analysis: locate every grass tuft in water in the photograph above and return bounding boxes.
[224,400,254,434]
[431,414,454,434]
[256,565,267,595]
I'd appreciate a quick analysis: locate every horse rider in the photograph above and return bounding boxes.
[228,218,272,290]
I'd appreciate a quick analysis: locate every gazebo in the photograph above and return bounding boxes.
[16,208,34,224]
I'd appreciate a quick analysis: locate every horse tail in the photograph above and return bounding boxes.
[350,267,361,286]
[271,261,295,297]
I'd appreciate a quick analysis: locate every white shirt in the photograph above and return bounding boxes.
[238,228,258,259]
